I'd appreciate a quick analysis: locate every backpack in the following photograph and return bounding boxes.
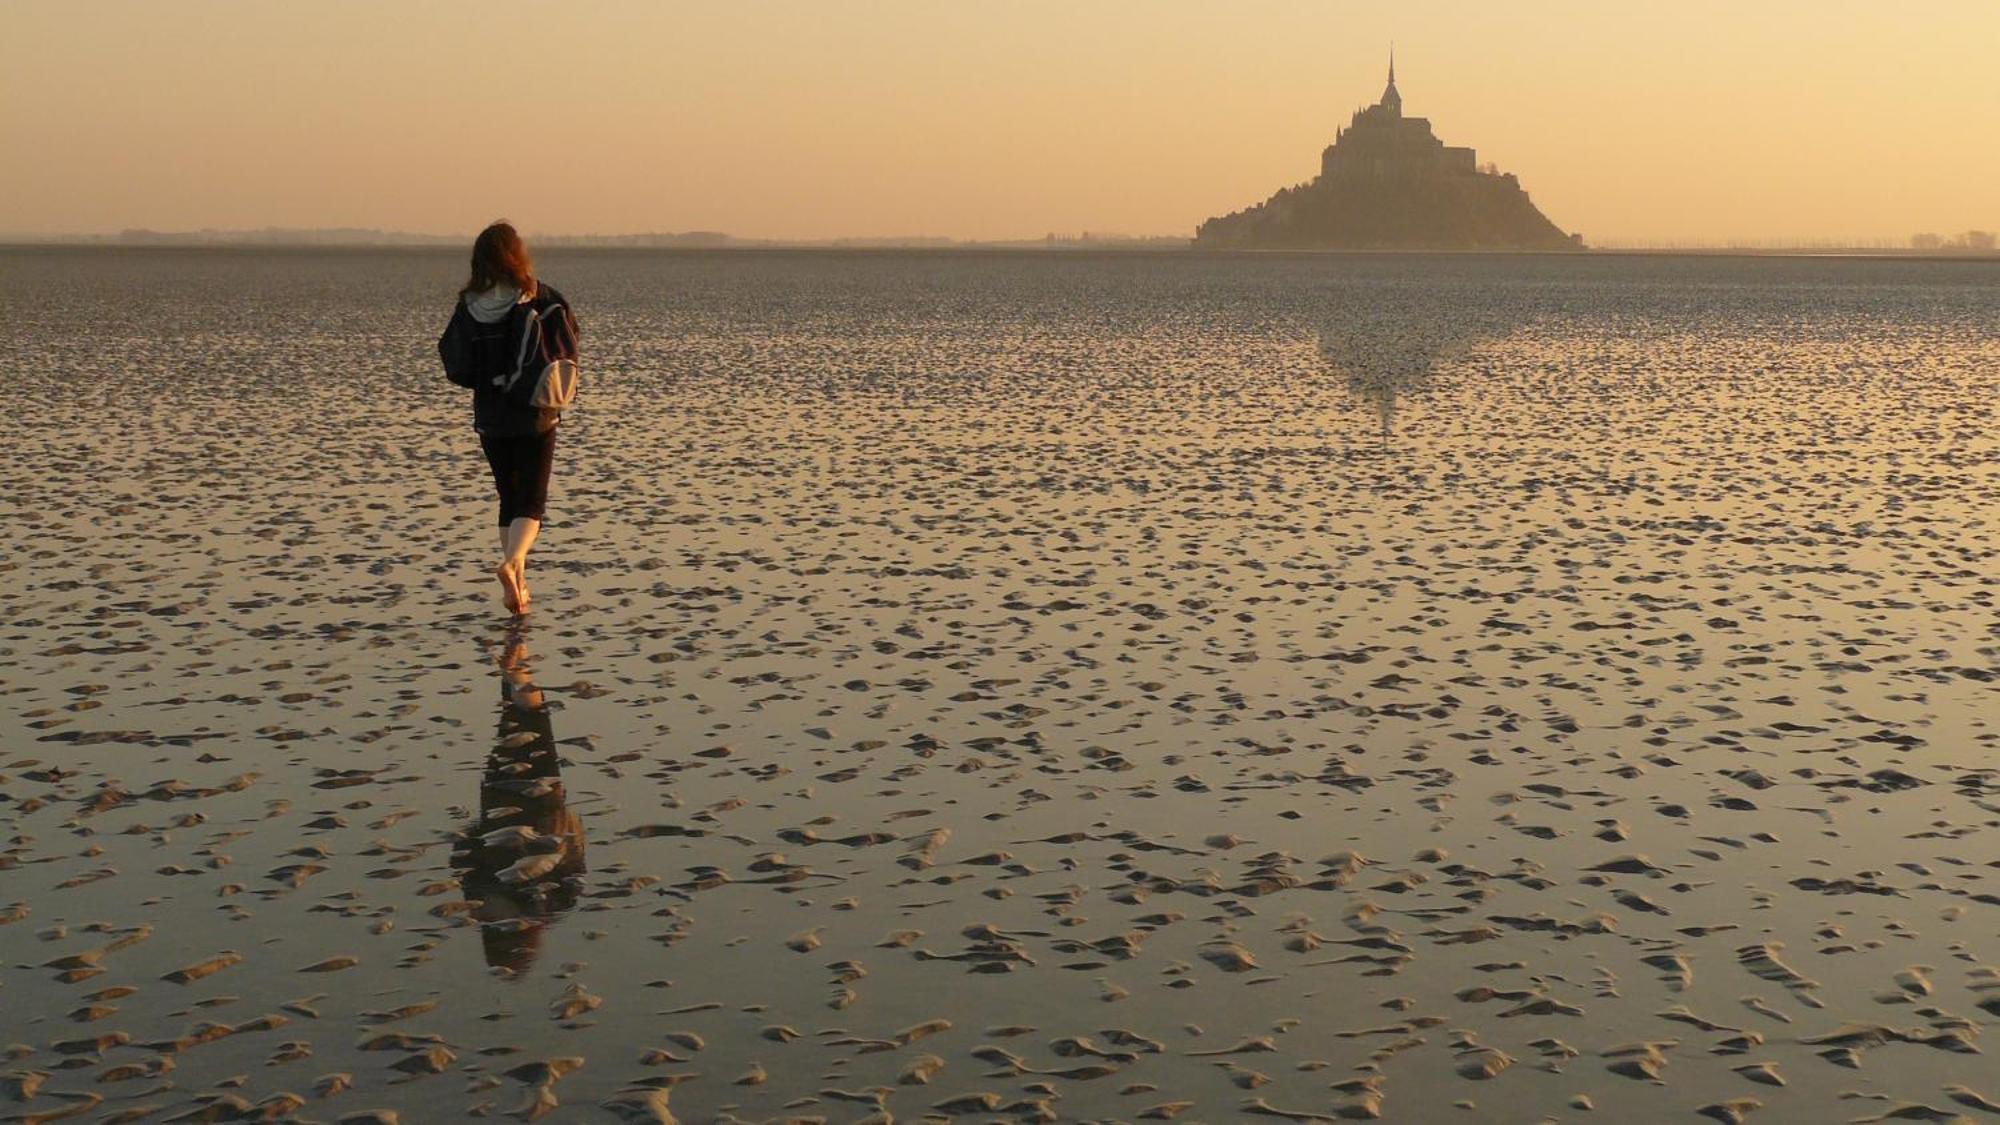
[439,284,580,410]
[496,286,581,410]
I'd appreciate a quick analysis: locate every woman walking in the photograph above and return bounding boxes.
[438,221,579,615]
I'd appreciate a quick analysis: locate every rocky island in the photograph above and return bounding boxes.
[1197,57,1581,250]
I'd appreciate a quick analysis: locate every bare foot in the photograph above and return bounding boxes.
[516,573,532,614]
[495,562,525,615]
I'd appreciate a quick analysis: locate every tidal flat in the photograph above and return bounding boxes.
[1,247,1995,1123]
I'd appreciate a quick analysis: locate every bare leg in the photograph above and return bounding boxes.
[495,527,522,613]
[499,517,541,613]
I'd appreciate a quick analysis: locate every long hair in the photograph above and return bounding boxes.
[461,220,535,298]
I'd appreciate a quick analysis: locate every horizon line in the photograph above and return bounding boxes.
[4,226,1995,253]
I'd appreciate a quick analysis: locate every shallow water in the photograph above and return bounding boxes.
[2,247,1996,1123]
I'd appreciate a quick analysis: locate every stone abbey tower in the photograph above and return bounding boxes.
[1196,56,1581,250]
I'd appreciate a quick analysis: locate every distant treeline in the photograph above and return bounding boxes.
[9,228,1190,251]
[1596,231,1996,253]
[112,228,460,246]
[1909,230,1996,251]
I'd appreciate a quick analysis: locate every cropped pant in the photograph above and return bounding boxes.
[479,428,558,527]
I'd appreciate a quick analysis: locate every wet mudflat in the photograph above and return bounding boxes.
[1,247,1995,1123]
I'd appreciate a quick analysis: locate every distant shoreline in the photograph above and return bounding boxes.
[0,230,1192,252]
[2,228,1996,260]
[3,240,1996,263]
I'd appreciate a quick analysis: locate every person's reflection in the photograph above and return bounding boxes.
[451,629,586,975]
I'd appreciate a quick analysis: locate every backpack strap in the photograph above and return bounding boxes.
[498,304,542,393]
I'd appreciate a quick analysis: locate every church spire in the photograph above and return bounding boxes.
[1380,46,1402,117]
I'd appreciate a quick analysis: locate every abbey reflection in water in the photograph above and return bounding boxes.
[1315,291,1529,439]
[450,633,587,975]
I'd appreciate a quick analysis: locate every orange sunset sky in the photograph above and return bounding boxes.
[2,0,1995,244]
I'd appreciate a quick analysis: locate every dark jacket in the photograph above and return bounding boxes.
[439,282,576,436]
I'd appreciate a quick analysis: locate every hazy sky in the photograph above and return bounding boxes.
[3,0,1995,244]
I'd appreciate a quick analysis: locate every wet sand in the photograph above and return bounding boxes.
[1,247,1995,1122]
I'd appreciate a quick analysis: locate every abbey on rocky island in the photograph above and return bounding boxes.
[1196,56,1582,251]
